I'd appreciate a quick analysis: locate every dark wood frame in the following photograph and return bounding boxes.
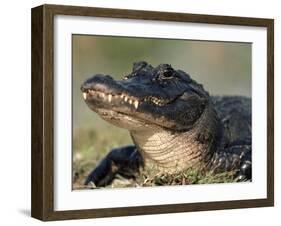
[31,4,274,221]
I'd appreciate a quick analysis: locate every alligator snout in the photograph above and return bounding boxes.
[80,74,120,93]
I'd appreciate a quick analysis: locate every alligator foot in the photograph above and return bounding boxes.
[236,160,252,181]
[228,141,252,181]
[84,145,144,187]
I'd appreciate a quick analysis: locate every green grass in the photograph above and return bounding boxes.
[137,167,236,187]
[73,127,236,189]
[73,125,132,189]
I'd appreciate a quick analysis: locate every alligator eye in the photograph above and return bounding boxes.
[159,69,174,80]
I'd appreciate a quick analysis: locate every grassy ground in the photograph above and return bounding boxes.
[72,124,132,189]
[73,126,236,190]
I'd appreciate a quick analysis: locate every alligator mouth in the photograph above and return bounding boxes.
[82,88,169,130]
[83,89,141,109]
[81,75,186,130]
[82,88,172,111]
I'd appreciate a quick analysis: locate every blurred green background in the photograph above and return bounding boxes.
[72,35,251,188]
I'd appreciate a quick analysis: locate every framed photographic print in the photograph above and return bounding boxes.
[31,4,274,221]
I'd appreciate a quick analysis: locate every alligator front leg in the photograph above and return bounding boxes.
[84,145,144,187]
[210,140,252,181]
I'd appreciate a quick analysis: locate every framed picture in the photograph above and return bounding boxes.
[31,4,274,221]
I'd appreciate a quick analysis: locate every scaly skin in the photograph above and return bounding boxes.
[81,62,251,187]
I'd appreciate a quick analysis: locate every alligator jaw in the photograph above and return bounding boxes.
[82,89,141,110]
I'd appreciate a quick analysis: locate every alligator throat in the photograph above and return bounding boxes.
[131,103,220,172]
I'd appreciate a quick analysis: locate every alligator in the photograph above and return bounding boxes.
[81,61,251,187]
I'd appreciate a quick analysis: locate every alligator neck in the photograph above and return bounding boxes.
[130,103,221,172]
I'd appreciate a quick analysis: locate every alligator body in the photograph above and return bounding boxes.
[81,62,251,187]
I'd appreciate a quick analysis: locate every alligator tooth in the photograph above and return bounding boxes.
[134,100,139,109]
[124,96,128,102]
[129,99,133,105]
[83,92,87,100]
[121,94,124,98]
[101,93,105,99]
[108,94,112,102]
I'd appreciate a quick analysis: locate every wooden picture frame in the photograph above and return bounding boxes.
[31,4,274,221]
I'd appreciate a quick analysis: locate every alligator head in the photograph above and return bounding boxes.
[81,62,218,171]
[81,61,210,131]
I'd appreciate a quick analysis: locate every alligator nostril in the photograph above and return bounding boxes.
[80,85,85,92]
[81,82,93,92]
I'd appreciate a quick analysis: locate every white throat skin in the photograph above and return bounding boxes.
[130,104,219,173]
